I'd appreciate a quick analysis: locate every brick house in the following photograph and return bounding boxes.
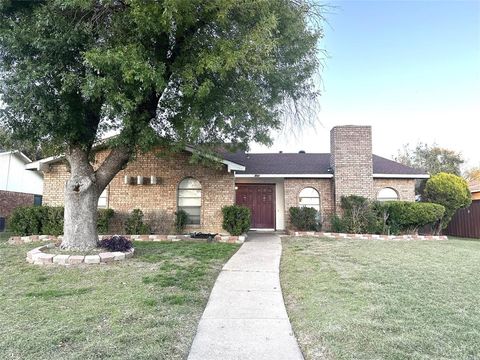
[26,126,428,234]
[0,150,44,231]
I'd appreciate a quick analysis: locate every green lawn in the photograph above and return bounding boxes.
[0,235,239,359]
[281,237,480,360]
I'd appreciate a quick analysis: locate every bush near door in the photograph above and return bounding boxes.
[222,205,251,236]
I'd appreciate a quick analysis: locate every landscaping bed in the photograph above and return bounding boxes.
[281,236,480,359]
[0,235,240,359]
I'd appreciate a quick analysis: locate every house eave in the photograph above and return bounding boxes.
[373,173,430,179]
[234,173,333,178]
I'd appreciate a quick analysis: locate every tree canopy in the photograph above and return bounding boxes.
[0,0,323,156]
[395,142,464,176]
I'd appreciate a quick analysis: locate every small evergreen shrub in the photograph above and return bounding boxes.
[289,206,322,232]
[330,214,347,233]
[174,210,188,234]
[125,209,150,234]
[98,235,132,252]
[42,207,64,236]
[8,206,115,236]
[97,208,115,234]
[222,205,251,236]
[386,201,445,234]
[8,206,45,236]
[423,172,471,232]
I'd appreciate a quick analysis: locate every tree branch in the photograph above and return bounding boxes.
[95,145,131,192]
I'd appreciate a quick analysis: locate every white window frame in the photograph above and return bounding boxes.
[298,187,321,212]
[178,177,202,225]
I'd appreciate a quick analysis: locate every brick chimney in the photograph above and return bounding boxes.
[330,125,374,212]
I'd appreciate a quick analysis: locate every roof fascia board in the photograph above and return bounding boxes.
[235,173,333,178]
[373,173,430,179]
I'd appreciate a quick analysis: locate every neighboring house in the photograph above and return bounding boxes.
[0,150,44,231]
[26,126,428,234]
[469,180,480,200]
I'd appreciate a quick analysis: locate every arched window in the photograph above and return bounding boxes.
[377,187,399,201]
[299,187,320,211]
[178,178,202,224]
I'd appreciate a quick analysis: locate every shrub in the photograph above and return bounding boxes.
[42,207,64,236]
[9,206,116,236]
[423,172,471,232]
[125,209,150,234]
[174,210,188,234]
[8,206,45,236]
[146,210,174,234]
[339,195,382,234]
[386,201,445,234]
[97,208,115,234]
[289,206,321,232]
[222,205,251,236]
[330,214,347,233]
[98,235,132,252]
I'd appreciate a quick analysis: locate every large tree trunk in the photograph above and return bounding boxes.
[61,147,99,250]
[61,145,131,250]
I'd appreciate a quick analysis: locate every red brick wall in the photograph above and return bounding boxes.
[43,149,236,234]
[284,179,335,229]
[0,190,35,218]
[373,178,416,201]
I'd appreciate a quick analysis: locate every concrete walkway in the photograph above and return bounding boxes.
[188,232,304,360]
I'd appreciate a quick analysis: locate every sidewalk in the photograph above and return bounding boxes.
[187,232,304,360]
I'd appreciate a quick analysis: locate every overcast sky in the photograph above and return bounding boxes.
[250,0,480,169]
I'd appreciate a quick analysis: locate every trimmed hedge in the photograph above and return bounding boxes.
[386,201,445,234]
[222,205,251,236]
[330,195,445,235]
[8,206,114,236]
[289,206,322,232]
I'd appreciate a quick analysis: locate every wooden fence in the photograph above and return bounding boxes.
[445,200,480,239]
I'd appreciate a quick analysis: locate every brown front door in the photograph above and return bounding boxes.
[235,184,275,229]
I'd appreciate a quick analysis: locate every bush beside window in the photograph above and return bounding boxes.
[222,205,251,236]
[8,206,114,236]
[125,209,150,235]
[289,206,322,232]
[175,210,188,234]
[329,195,445,235]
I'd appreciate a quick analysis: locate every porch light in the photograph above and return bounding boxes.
[137,176,144,185]
[124,175,131,185]
[150,176,157,185]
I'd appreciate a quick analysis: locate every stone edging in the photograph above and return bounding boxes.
[287,230,448,241]
[26,243,134,266]
[9,234,246,246]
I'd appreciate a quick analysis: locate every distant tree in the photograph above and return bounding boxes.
[395,143,464,176]
[423,173,471,234]
[0,126,44,160]
[464,167,480,182]
[0,1,324,250]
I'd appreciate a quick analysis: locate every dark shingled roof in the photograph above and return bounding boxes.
[220,151,427,176]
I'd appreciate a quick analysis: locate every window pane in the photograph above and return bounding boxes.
[377,188,399,201]
[180,206,201,224]
[299,187,319,198]
[179,178,201,189]
[178,197,202,207]
[299,187,320,212]
[178,189,202,198]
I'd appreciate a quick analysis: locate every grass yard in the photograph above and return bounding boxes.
[281,237,480,360]
[0,233,239,359]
